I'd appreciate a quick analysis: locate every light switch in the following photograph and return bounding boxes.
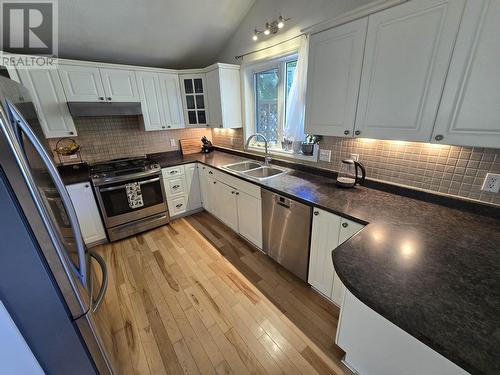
[319,149,331,162]
[351,153,360,161]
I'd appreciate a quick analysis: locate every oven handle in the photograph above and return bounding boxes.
[98,177,160,193]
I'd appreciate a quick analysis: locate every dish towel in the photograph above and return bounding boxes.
[125,182,144,209]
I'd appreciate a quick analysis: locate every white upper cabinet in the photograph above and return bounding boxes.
[158,73,185,129]
[305,18,368,137]
[180,74,209,127]
[136,71,166,131]
[206,64,242,129]
[432,0,500,148]
[99,68,139,102]
[16,68,77,138]
[58,64,106,102]
[354,0,466,142]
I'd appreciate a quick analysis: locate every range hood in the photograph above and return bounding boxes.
[67,102,142,118]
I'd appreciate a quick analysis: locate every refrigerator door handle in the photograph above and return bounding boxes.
[88,250,108,313]
[6,101,88,286]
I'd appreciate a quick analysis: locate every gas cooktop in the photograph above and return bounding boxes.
[90,157,161,184]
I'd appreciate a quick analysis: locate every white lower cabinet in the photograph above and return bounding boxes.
[308,207,364,306]
[162,163,201,218]
[337,291,469,375]
[197,165,262,249]
[213,181,239,232]
[66,182,106,246]
[236,190,262,249]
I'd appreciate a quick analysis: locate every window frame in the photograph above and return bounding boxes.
[248,53,298,149]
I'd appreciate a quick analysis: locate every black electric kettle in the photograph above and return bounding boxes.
[336,159,366,188]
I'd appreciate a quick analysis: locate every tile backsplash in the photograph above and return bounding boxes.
[48,116,211,164]
[212,128,500,206]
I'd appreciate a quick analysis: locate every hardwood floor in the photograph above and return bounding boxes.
[93,211,351,375]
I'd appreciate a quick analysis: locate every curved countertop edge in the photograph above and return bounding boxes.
[152,151,500,374]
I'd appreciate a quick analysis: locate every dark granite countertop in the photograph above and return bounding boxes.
[149,150,500,374]
[58,163,90,185]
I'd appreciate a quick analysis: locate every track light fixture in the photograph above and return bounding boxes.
[252,15,290,41]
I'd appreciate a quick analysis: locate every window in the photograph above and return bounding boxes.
[253,56,297,148]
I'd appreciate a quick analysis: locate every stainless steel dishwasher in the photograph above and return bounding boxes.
[262,189,312,281]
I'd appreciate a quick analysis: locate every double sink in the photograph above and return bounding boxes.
[222,161,287,180]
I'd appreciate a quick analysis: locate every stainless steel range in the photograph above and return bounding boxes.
[90,157,169,241]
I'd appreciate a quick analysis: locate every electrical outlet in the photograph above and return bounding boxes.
[170,139,177,148]
[351,153,360,161]
[481,173,500,193]
[319,149,331,162]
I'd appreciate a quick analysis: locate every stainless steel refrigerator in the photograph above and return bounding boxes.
[0,76,116,374]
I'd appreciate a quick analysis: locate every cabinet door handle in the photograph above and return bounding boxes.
[170,170,177,174]
[344,130,350,135]
[213,181,216,184]
[208,171,213,175]
[175,203,183,208]
[107,97,112,101]
[342,222,348,228]
[314,211,319,216]
[172,184,180,189]
[235,192,239,195]
[354,130,361,136]
[435,134,444,141]
[84,184,89,188]
[98,97,105,101]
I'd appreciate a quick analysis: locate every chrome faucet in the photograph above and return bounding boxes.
[245,133,272,166]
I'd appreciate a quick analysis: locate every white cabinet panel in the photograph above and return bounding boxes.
[168,195,187,216]
[58,65,106,102]
[432,0,500,148]
[305,18,367,137]
[337,291,469,375]
[213,181,238,232]
[158,73,184,129]
[206,175,218,215]
[206,66,242,129]
[17,68,77,138]
[237,190,262,249]
[331,218,365,306]
[66,182,106,246]
[185,163,202,211]
[165,176,186,197]
[136,71,166,131]
[308,208,342,297]
[355,0,465,142]
[99,68,139,102]
[198,165,211,212]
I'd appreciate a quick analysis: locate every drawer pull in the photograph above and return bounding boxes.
[209,171,213,175]
[170,170,177,174]
[342,222,348,228]
[172,184,180,189]
[175,203,183,208]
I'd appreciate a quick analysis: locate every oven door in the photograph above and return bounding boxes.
[95,175,167,228]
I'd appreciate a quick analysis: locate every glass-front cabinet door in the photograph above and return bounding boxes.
[180,74,209,127]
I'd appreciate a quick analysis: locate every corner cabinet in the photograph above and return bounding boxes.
[205,64,242,129]
[66,182,107,246]
[308,208,364,306]
[354,0,466,142]
[179,74,209,127]
[305,18,367,137]
[431,0,500,148]
[16,68,77,138]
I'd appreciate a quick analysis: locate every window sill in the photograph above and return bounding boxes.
[248,144,319,162]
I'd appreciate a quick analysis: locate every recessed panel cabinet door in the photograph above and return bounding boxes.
[354,0,465,142]
[136,71,166,131]
[308,208,341,298]
[237,191,262,249]
[99,68,139,102]
[305,17,367,137]
[185,163,202,211]
[58,64,106,102]
[432,0,500,148]
[214,181,238,232]
[66,182,106,246]
[158,73,185,129]
[17,68,77,138]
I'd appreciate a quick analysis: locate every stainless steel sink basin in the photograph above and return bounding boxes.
[243,166,287,180]
[223,161,262,172]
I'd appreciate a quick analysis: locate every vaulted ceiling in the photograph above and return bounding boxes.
[58,0,254,69]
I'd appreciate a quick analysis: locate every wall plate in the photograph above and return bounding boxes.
[319,149,331,162]
[481,173,500,193]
